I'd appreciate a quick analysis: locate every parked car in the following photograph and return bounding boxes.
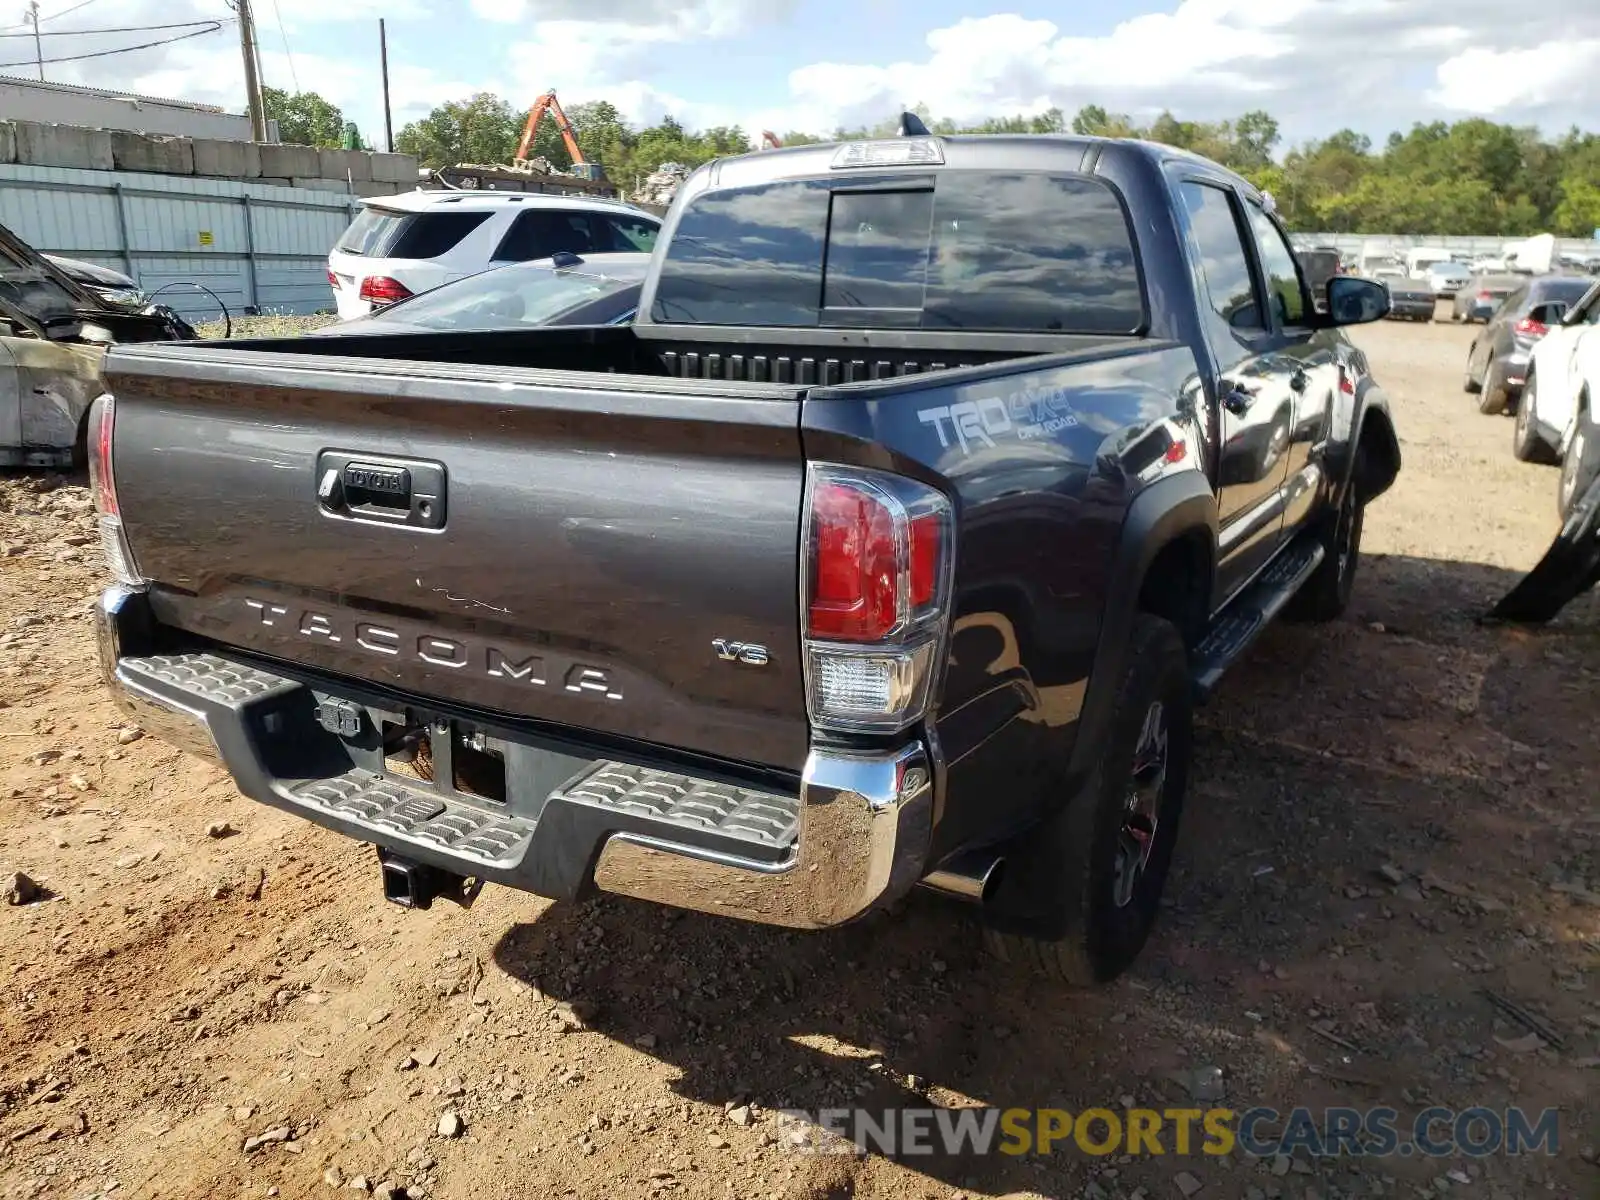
[1452,273,1522,323]
[0,224,188,468]
[1373,270,1434,321]
[1295,247,1341,310]
[1425,261,1471,297]
[1515,279,1600,516]
[1465,276,1595,414]
[326,191,662,320]
[94,130,1400,986]
[42,254,149,310]
[312,252,650,337]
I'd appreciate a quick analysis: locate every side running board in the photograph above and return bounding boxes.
[1191,538,1325,701]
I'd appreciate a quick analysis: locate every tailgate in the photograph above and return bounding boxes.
[103,345,810,772]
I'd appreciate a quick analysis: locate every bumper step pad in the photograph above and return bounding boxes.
[558,764,798,853]
[292,774,534,867]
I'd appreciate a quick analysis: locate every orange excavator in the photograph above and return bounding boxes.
[515,91,606,181]
[760,130,782,149]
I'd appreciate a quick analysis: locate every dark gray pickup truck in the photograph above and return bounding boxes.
[92,127,1400,984]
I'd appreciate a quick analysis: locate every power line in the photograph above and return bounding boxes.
[0,0,99,32]
[264,0,296,91]
[0,20,230,38]
[0,22,220,68]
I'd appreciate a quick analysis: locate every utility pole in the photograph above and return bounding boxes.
[379,18,393,153]
[26,1,42,81]
[236,0,268,141]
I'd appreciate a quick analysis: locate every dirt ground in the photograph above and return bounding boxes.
[1,311,1596,1200]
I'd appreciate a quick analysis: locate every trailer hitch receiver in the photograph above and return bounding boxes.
[377,848,483,911]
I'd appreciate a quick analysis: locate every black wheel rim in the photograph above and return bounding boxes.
[1113,701,1167,909]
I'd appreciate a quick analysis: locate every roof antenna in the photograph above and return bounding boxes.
[898,110,930,137]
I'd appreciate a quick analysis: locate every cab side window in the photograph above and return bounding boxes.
[1176,181,1264,371]
[1247,205,1308,327]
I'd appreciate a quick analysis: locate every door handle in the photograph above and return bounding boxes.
[1221,383,1257,416]
[316,451,447,529]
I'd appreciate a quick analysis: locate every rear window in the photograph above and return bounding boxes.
[651,172,1143,333]
[1297,251,1339,279]
[335,208,491,259]
[1539,279,1594,306]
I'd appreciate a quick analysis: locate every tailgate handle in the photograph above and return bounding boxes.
[316,451,447,530]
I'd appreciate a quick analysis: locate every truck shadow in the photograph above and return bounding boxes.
[490,551,1598,1195]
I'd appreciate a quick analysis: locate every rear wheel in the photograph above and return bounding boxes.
[1477,354,1507,414]
[982,616,1191,985]
[1559,400,1599,520]
[1513,372,1559,464]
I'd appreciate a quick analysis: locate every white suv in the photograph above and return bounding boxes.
[326,190,662,320]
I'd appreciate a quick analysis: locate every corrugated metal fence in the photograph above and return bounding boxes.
[0,162,359,322]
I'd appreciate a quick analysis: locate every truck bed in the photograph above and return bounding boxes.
[201,322,1126,386]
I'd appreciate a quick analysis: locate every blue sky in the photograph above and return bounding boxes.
[23,0,1600,150]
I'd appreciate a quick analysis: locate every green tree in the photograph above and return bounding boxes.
[262,87,350,148]
[395,92,521,168]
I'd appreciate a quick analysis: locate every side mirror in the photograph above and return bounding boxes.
[1322,276,1390,327]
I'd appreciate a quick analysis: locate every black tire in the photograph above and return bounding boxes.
[982,616,1191,985]
[1463,346,1482,394]
[1286,470,1365,622]
[1477,354,1507,414]
[1512,372,1559,464]
[1558,398,1599,520]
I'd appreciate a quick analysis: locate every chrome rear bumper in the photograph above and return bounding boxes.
[95,584,934,929]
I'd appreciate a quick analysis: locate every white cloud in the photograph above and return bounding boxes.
[731,0,1600,143]
[1430,38,1600,116]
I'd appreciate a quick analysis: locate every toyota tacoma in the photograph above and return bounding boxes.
[92,124,1400,983]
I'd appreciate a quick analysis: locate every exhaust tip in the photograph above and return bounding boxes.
[920,852,1005,905]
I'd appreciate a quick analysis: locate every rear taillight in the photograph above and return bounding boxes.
[358,275,412,306]
[86,394,144,589]
[1477,290,1493,301]
[327,269,339,290]
[802,465,953,733]
[1514,317,1547,339]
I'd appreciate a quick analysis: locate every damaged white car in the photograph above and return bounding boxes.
[0,226,191,468]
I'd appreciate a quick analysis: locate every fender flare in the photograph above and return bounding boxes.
[1063,469,1216,786]
[1328,379,1400,506]
[982,469,1216,935]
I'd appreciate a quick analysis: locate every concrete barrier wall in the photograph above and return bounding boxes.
[0,119,417,190]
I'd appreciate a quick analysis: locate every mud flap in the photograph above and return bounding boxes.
[1488,475,1600,624]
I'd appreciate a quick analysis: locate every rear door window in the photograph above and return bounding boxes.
[494,211,602,262]
[598,215,660,253]
[651,172,1143,333]
[1175,181,1265,368]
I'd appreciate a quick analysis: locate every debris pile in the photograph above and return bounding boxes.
[634,161,690,208]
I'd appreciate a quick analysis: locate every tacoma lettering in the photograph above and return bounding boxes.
[238,598,619,700]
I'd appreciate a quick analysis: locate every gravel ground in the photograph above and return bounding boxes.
[0,315,1595,1200]
[195,315,338,340]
